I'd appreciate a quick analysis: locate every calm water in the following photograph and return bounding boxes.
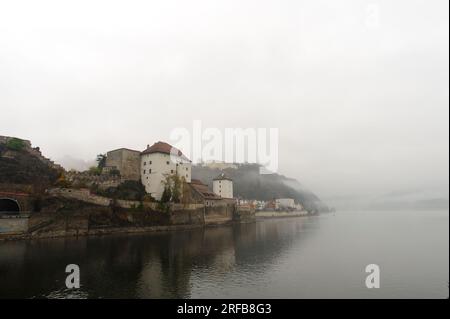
[0,210,448,299]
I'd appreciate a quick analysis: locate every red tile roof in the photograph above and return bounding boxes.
[141,141,190,161]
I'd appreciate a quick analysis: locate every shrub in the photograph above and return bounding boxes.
[88,166,102,176]
[115,180,146,201]
[54,174,72,188]
[92,180,146,201]
[109,168,120,176]
[6,138,25,151]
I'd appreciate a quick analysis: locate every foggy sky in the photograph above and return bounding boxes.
[0,0,448,204]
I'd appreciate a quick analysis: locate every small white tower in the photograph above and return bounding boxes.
[213,172,233,199]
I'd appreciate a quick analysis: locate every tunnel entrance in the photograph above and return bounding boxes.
[0,198,20,214]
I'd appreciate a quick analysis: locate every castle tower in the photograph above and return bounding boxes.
[213,172,233,199]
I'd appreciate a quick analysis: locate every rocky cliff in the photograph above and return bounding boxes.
[0,136,63,188]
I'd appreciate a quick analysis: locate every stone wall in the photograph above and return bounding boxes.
[235,206,256,223]
[169,206,205,225]
[65,170,121,189]
[0,187,256,239]
[106,148,140,181]
[255,210,308,218]
[0,183,35,212]
[47,188,111,206]
[204,202,234,225]
[0,215,29,234]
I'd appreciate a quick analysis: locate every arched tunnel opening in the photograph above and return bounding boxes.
[0,198,20,214]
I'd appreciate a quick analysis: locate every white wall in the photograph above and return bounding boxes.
[213,179,233,199]
[276,198,295,209]
[141,153,191,200]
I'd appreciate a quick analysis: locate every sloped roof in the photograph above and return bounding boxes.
[189,180,221,200]
[107,148,140,154]
[141,141,190,161]
[213,172,232,181]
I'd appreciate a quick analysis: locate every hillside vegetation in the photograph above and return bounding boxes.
[192,163,329,212]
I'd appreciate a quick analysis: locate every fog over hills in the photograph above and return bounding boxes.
[325,188,449,211]
[192,163,330,212]
[56,155,95,172]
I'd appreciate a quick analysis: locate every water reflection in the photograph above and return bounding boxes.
[2,211,447,298]
[0,217,318,298]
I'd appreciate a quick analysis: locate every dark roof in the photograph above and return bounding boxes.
[189,181,221,200]
[141,141,190,161]
[213,172,232,181]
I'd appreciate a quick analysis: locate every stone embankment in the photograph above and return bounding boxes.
[1,187,255,241]
[255,210,309,218]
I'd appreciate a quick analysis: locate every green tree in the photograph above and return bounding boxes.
[171,175,182,203]
[160,185,172,203]
[96,154,107,169]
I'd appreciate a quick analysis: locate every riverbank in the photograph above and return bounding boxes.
[255,210,310,218]
[0,218,256,242]
[0,185,256,241]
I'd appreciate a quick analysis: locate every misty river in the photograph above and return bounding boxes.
[0,210,448,298]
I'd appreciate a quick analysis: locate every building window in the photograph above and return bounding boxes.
[166,161,170,165]
[143,169,146,174]
[186,174,188,178]
[144,162,146,166]
[186,167,188,171]
[149,161,152,165]
[149,169,152,173]
[171,170,174,174]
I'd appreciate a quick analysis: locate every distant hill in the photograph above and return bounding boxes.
[192,163,330,212]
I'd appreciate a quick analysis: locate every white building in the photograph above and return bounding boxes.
[275,198,296,209]
[140,141,191,200]
[213,172,233,199]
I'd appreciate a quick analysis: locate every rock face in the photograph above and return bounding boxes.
[0,136,63,188]
[192,163,330,212]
